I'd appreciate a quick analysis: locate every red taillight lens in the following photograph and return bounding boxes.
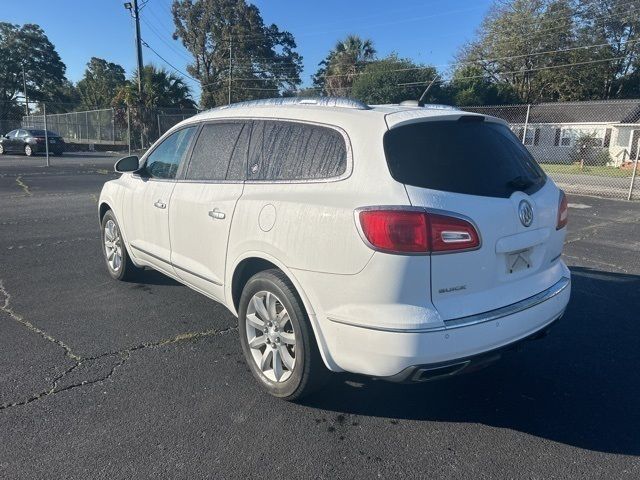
[557,190,568,230]
[358,209,480,254]
[359,210,429,253]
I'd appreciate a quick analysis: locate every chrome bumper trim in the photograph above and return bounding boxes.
[328,276,570,333]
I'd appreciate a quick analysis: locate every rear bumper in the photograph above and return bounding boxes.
[384,315,560,383]
[325,276,570,377]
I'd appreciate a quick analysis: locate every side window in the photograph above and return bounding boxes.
[17,130,28,138]
[248,120,347,181]
[185,122,249,181]
[6,130,17,138]
[145,126,197,179]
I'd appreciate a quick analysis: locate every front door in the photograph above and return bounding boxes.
[123,125,198,274]
[169,121,250,301]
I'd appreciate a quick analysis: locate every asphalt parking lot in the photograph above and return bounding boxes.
[1,153,639,479]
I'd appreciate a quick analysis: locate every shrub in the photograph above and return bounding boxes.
[568,133,611,167]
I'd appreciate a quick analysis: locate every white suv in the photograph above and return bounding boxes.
[99,97,571,400]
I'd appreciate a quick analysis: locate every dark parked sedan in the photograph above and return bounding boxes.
[0,129,65,156]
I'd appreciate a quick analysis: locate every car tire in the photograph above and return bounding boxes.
[24,144,33,156]
[238,269,329,401]
[101,210,139,281]
[0,144,4,155]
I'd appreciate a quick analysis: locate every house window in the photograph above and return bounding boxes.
[560,128,574,146]
[514,126,539,145]
[523,128,540,146]
[558,128,607,147]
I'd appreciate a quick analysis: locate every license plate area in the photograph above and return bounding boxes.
[506,248,533,274]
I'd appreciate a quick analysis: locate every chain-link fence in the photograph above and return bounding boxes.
[464,100,640,200]
[1,100,200,160]
[2,98,639,199]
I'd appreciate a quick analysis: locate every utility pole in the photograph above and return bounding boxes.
[21,64,29,116]
[228,36,233,105]
[125,0,145,147]
[130,0,144,95]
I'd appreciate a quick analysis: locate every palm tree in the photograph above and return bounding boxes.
[112,65,197,148]
[114,65,196,110]
[315,35,376,97]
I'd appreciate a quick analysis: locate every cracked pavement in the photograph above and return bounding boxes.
[0,153,639,479]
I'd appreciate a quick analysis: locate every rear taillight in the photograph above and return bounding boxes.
[557,190,568,230]
[358,209,480,254]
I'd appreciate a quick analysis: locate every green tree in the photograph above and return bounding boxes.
[112,65,197,148]
[456,0,640,102]
[458,0,579,102]
[113,65,196,110]
[574,0,640,99]
[77,57,126,109]
[313,35,376,96]
[446,65,518,106]
[172,0,302,108]
[0,22,68,119]
[351,55,444,105]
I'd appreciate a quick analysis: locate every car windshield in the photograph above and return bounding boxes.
[26,130,59,137]
[383,117,546,198]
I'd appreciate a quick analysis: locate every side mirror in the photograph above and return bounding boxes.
[114,155,140,173]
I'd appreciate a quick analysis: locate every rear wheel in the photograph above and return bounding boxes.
[101,210,139,281]
[24,144,33,156]
[238,269,328,401]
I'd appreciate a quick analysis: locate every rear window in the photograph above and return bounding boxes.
[248,120,347,181]
[185,122,249,181]
[26,130,58,137]
[383,118,546,198]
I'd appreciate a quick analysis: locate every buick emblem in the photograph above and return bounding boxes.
[518,200,533,227]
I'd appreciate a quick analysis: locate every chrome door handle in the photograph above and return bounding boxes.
[208,208,226,220]
[154,200,166,209]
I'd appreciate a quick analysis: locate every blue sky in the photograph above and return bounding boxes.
[4,0,493,100]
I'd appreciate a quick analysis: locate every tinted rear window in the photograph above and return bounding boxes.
[383,119,546,198]
[248,120,347,181]
[185,122,249,181]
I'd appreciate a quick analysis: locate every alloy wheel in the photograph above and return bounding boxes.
[245,291,297,382]
[103,219,123,272]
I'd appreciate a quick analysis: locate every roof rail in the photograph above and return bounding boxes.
[217,97,371,111]
[398,100,458,111]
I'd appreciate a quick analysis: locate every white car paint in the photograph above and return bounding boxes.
[99,100,570,379]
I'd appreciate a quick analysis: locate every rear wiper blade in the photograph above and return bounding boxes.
[507,176,534,190]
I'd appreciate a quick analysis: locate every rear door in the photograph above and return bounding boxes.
[3,130,17,152]
[384,116,566,320]
[169,121,250,301]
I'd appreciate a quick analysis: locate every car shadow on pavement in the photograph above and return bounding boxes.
[303,266,640,456]
[130,268,183,287]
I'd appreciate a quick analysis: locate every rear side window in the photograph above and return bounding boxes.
[185,122,249,181]
[383,119,546,198]
[248,120,347,181]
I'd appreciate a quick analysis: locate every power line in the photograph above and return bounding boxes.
[397,56,628,87]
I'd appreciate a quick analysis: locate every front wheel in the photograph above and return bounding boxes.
[238,269,329,401]
[101,210,139,281]
[0,143,4,155]
[24,144,33,156]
